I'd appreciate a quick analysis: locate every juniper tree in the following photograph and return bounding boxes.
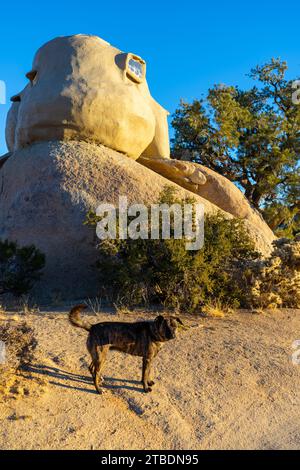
[172,59,300,236]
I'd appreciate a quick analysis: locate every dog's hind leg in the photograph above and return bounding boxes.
[87,336,97,380]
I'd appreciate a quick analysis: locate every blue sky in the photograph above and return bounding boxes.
[0,0,299,155]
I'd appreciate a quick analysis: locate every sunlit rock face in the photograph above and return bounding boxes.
[5,34,170,159]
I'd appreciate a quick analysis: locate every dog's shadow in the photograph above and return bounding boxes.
[25,364,144,394]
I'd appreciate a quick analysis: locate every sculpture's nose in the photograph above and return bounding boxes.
[11,94,21,102]
[10,70,37,103]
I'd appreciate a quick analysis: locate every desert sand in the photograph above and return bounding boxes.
[0,308,299,450]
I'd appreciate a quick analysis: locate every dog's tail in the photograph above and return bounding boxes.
[69,304,91,332]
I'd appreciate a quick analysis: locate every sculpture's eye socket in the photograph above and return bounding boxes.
[128,59,143,79]
[126,54,146,83]
[26,70,37,84]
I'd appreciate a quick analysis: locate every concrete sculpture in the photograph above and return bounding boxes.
[5,34,170,160]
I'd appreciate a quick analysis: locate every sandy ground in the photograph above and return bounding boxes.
[0,308,299,450]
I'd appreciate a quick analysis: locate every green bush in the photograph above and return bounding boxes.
[86,187,259,312]
[0,240,45,297]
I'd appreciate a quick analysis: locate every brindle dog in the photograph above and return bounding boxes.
[69,305,183,393]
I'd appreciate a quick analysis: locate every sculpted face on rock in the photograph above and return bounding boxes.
[6,34,170,159]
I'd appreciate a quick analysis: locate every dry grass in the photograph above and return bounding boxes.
[251,308,265,315]
[0,304,6,322]
[85,297,102,314]
[113,303,134,315]
[201,300,234,318]
[17,296,40,316]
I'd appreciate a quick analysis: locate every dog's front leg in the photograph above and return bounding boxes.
[142,355,153,393]
[94,345,108,394]
[89,361,95,376]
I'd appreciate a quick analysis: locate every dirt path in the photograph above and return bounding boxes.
[0,309,299,449]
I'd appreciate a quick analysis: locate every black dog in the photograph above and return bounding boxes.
[69,305,183,393]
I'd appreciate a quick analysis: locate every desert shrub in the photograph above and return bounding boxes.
[0,321,38,397]
[0,322,37,369]
[238,235,300,309]
[86,187,259,312]
[0,240,45,297]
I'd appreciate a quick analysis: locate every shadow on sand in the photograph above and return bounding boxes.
[24,364,144,394]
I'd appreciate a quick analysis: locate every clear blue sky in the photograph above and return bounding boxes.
[0,0,299,155]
